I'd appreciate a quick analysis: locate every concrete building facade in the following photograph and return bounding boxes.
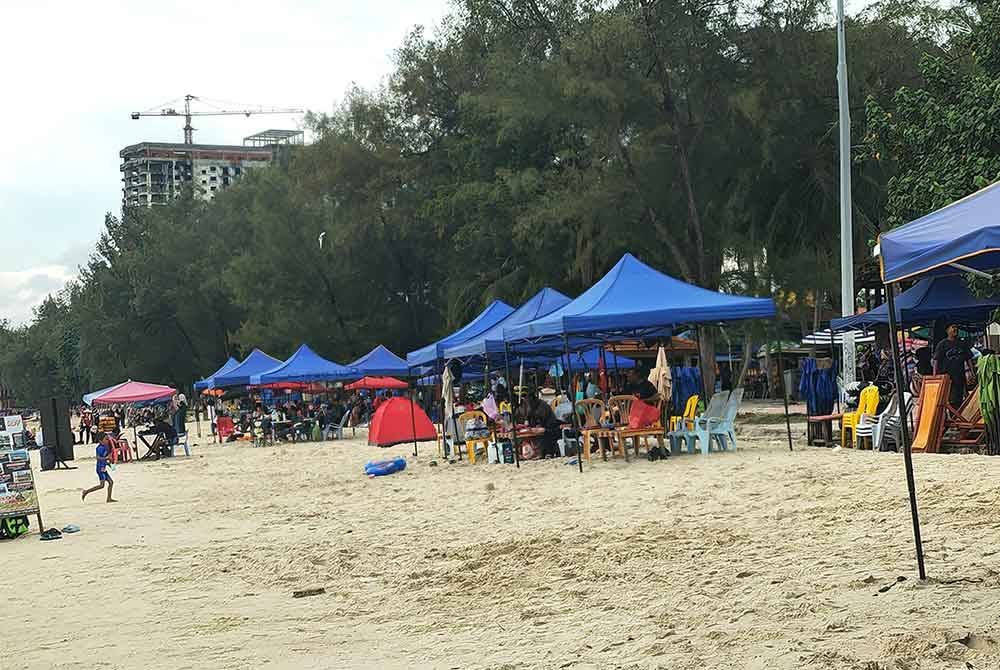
[119,142,273,208]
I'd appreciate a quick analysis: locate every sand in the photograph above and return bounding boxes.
[4,410,1000,670]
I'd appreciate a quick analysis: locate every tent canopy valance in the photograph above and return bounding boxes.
[251,344,356,385]
[503,253,777,345]
[345,376,408,390]
[880,180,1000,284]
[406,299,515,368]
[832,275,1000,332]
[211,349,283,388]
[89,380,176,406]
[347,345,410,377]
[194,357,240,390]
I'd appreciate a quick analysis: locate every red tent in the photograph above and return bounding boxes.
[368,397,437,447]
[91,380,176,405]
[346,376,408,390]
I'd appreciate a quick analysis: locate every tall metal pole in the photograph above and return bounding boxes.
[886,284,927,580]
[837,0,857,387]
[503,343,520,469]
[564,335,583,473]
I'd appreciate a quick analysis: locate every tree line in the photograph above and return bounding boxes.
[2,0,995,407]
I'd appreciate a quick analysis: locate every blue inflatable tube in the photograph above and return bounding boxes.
[364,456,407,477]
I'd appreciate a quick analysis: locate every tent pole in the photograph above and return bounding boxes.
[694,326,708,403]
[886,283,927,580]
[193,384,201,439]
[611,343,621,394]
[830,325,840,413]
[408,365,418,457]
[564,335,583,473]
[504,343,520,469]
[774,330,794,451]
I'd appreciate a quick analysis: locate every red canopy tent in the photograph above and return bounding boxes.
[346,376,408,391]
[91,380,176,405]
[368,397,437,447]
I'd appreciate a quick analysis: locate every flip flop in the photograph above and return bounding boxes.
[40,528,63,541]
[61,524,81,534]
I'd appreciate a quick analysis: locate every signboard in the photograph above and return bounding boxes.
[0,449,38,518]
[0,414,39,519]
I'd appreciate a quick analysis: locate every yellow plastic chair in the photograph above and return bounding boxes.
[841,384,880,448]
[670,394,700,431]
[456,410,491,464]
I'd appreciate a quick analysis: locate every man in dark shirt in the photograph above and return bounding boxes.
[933,324,974,407]
[626,368,657,401]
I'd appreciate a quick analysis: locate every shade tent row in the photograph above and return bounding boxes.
[877,179,1000,581]
[210,349,283,388]
[251,344,356,385]
[347,345,410,377]
[831,275,1000,332]
[406,300,516,368]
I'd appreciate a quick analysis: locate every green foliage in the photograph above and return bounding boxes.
[0,0,955,406]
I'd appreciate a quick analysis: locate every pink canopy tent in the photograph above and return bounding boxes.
[345,376,408,391]
[90,380,176,405]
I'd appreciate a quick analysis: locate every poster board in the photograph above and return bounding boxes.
[0,415,39,519]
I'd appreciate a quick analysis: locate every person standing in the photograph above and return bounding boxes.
[82,433,117,503]
[933,324,975,408]
[173,393,188,436]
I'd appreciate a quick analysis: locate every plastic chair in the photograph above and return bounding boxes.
[575,399,606,461]
[108,435,132,464]
[841,384,879,448]
[668,391,727,455]
[855,392,895,449]
[170,431,191,457]
[670,394,700,431]
[455,410,491,464]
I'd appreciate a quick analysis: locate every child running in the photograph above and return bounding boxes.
[82,432,117,503]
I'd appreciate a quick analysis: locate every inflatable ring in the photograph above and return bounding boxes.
[364,456,407,477]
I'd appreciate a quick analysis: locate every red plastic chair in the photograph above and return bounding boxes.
[108,436,131,464]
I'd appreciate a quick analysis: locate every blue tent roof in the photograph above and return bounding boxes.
[880,181,1000,283]
[503,253,777,343]
[211,349,283,388]
[406,299,515,368]
[252,344,356,384]
[194,357,241,390]
[443,288,572,361]
[348,345,410,377]
[832,275,1000,332]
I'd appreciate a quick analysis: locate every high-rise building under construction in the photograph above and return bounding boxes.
[119,129,302,208]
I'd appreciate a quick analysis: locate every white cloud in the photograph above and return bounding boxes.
[0,265,78,325]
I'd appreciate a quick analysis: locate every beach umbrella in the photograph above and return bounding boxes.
[345,376,409,391]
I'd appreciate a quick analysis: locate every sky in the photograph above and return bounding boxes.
[0,0,451,325]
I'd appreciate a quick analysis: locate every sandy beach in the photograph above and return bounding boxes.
[5,410,1000,670]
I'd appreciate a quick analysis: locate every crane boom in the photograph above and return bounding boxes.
[130,94,303,144]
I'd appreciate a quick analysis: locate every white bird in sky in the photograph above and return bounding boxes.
[318,231,326,249]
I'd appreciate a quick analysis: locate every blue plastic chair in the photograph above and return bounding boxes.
[668,392,726,455]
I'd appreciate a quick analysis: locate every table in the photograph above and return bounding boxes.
[807,414,841,446]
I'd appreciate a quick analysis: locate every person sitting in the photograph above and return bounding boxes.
[626,368,658,402]
[515,387,562,459]
[139,417,176,459]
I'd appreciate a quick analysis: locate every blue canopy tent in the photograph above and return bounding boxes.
[210,349,283,388]
[251,344,356,384]
[503,253,777,346]
[406,299,515,368]
[831,275,1000,332]
[880,181,1000,284]
[348,345,410,378]
[875,181,1000,581]
[194,357,241,390]
[443,288,571,362]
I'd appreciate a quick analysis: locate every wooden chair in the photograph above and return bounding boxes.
[939,385,985,451]
[670,394,700,431]
[911,375,950,453]
[455,410,491,464]
[575,398,606,462]
[841,384,879,448]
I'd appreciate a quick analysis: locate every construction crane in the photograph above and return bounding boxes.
[131,94,303,144]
